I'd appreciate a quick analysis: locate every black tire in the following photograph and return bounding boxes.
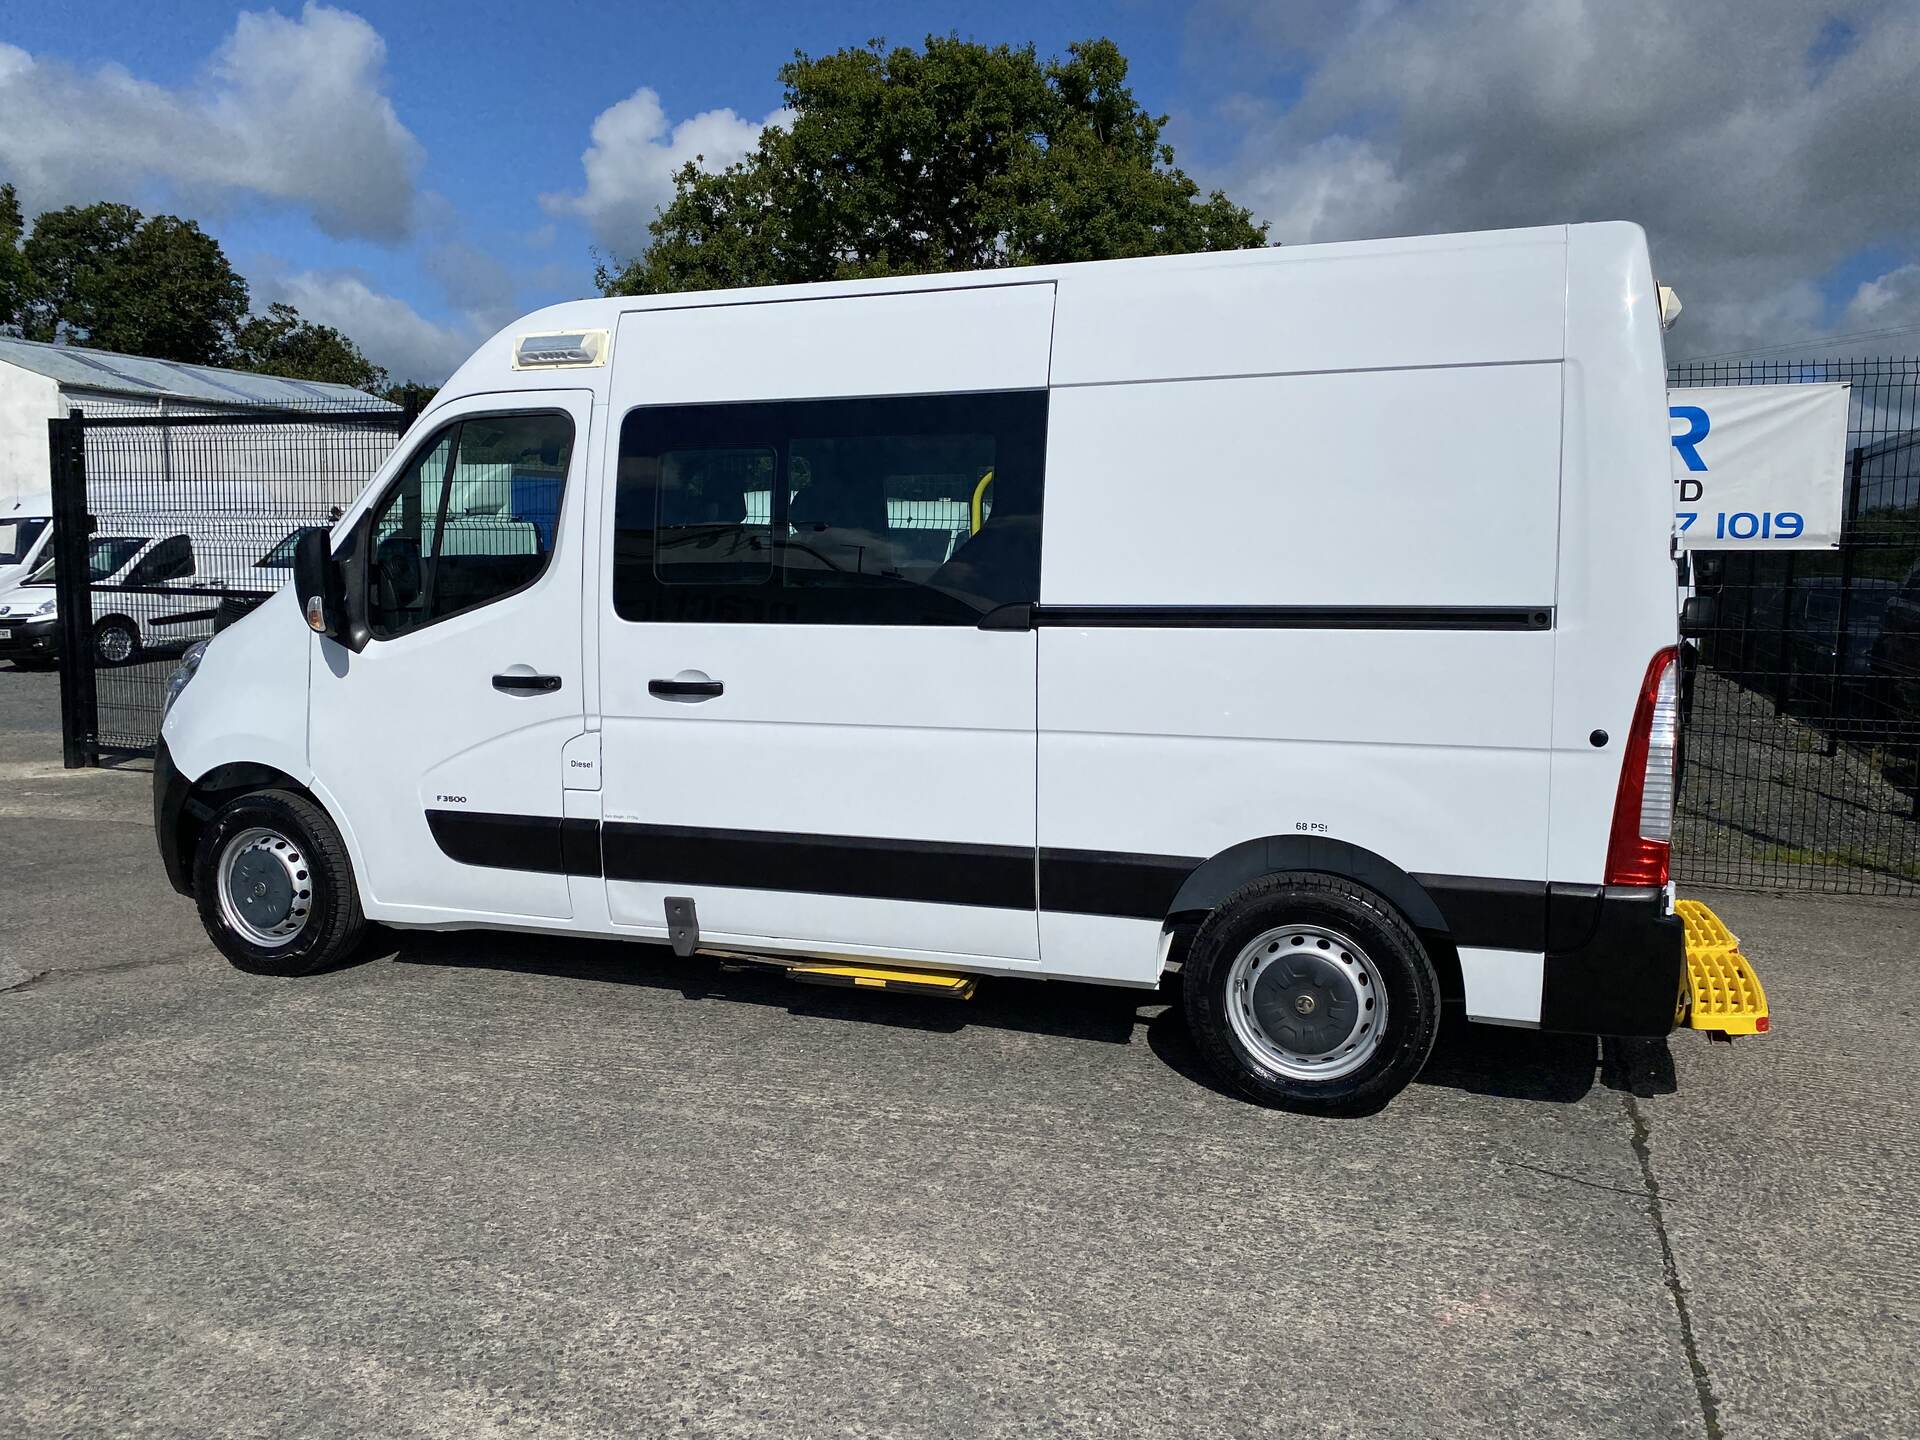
[1182,872,1440,1117]
[193,789,365,976]
[92,616,138,666]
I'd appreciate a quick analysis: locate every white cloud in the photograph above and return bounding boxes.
[253,266,479,386]
[0,3,420,242]
[1209,0,1920,357]
[1842,265,1920,334]
[541,87,792,253]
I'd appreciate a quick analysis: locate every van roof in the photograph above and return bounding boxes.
[432,220,1644,413]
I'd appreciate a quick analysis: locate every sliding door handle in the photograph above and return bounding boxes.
[650,671,723,702]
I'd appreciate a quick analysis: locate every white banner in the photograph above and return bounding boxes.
[1670,383,1850,549]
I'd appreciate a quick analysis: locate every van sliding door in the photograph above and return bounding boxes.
[595,284,1054,964]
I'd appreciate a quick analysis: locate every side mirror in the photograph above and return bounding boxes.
[1679,594,1717,638]
[292,526,345,640]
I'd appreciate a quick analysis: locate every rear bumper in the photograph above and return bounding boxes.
[1539,885,1686,1037]
[154,737,195,896]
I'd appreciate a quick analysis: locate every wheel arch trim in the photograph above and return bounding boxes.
[1162,835,1464,1001]
[159,748,366,901]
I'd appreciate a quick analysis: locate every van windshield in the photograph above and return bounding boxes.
[24,536,146,586]
[0,516,47,564]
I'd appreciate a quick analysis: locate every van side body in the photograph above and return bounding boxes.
[158,222,1684,1046]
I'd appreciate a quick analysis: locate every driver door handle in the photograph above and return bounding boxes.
[492,672,562,695]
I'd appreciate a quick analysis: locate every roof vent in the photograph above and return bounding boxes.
[513,330,609,370]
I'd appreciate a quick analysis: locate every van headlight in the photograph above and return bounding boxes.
[30,598,55,617]
[162,639,210,721]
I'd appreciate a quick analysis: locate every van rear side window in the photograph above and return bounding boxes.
[613,391,1047,625]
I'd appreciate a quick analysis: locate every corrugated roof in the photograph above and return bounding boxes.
[0,334,397,410]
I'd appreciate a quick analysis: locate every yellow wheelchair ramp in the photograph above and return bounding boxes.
[1674,899,1771,1036]
[785,962,978,1000]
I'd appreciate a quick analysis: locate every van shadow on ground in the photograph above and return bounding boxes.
[382,927,1672,1111]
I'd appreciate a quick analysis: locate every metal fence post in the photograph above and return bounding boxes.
[1823,446,1866,757]
[49,411,99,769]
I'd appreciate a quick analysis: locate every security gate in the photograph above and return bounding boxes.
[1670,358,1920,895]
[49,401,413,766]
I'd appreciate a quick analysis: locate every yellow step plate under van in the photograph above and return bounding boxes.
[785,963,978,1000]
[1674,899,1771,1035]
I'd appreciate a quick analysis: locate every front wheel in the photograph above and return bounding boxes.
[193,789,366,976]
[1182,872,1440,1116]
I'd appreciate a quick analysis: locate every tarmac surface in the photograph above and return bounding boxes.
[2,662,1916,1438]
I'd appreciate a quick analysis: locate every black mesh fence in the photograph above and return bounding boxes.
[51,400,412,764]
[1670,357,1920,895]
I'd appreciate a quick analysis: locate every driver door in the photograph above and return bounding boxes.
[309,391,593,922]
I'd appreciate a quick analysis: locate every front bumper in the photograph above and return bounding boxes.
[154,737,195,896]
[1539,885,1687,1037]
[0,615,59,659]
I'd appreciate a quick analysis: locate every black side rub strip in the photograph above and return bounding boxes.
[425,810,1594,952]
[1038,847,1200,919]
[425,810,575,875]
[600,821,1036,910]
[979,604,1554,631]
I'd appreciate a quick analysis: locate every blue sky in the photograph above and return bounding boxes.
[3,1,1917,381]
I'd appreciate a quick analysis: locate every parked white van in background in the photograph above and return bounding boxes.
[156,223,1685,1114]
[0,492,53,592]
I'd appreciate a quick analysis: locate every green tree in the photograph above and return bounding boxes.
[603,36,1268,296]
[381,380,440,412]
[0,184,33,333]
[21,202,250,364]
[232,301,389,392]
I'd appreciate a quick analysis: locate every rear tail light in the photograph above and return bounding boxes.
[1605,646,1681,888]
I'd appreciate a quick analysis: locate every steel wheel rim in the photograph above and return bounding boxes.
[1225,923,1387,1082]
[217,826,314,949]
[96,625,133,663]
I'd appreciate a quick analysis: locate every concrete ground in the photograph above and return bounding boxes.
[2,663,1916,1439]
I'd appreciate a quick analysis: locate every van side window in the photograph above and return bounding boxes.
[613,391,1045,624]
[366,412,574,640]
[654,446,776,586]
[123,534,195,587]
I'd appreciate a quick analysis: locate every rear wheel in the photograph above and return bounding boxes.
[1182,872,1440,1116]
[92,617,138,666]
[193,789,365,976]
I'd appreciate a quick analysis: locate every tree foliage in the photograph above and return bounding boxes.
[0,196,399,392]
[21,203,251,364]
[603,36,1268,296]
[0,185,33,333]
[231,302,388,391]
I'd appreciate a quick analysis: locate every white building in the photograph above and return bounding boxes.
[0,334,395,507]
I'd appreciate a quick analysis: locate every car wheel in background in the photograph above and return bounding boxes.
[92,617,138,666]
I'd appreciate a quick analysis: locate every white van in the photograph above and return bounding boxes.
[0,533,201,667]
[156,223,1685,1114]
[0,492,53,593]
